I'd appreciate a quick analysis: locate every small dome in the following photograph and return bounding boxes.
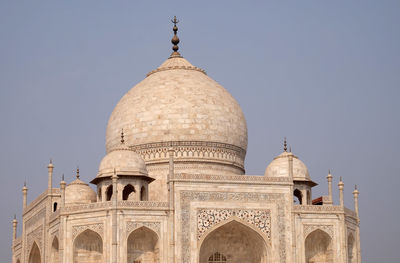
[264,151,310,181]
[65,178,96,205]
[97,147,148,178]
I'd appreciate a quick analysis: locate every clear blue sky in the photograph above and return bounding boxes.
[1,1,399,262]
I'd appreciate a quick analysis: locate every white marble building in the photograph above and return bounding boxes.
[11,19,361,263]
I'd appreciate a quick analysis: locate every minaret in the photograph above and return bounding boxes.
[12,215,17,241]
[327,170,333,204]
[60,174,66,208]
[111,169,118,263]
[22,182,28,209]
[338,176,344,207]
[48,159,54,191]
[353,185,360,222]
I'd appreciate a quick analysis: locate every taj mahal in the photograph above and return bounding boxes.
[11,18,361,263]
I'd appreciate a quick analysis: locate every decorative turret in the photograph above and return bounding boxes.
[338,176,344,207]
[60,174,66,208]
[353,185,360,222]
[12,214,17,241]
[326,170,333,204]
[48,159,54,190]
[22,181,28,209]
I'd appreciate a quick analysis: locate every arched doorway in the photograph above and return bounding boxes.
[127,226,159,263]
[28,242,41,263]
[199,220,268,263]
[73,229,103,263]
[305,229,333,263]
[348,233,356,263]
[51,237,60,263]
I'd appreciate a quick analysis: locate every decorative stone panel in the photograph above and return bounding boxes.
[126,221,161,237]
[197,208,271,240]
[303,224,334,239]
[72,223,104,240]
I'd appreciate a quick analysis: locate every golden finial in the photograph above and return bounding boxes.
[170,16,181,57]
[284,137,287,152]
[76,167,80,179]
[121,129,125,144]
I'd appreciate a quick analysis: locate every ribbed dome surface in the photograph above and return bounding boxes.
[105,56,248,154]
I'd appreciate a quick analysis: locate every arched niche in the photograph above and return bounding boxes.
[127,226,159,263]
[348,233,357,263]
[305,229,333,263]
[28,242,41,263]
[140,186,147,201]
[51,236,60,263]
[73,229,103,263]
[123,184,136,200]
[199,220,268,263]
[16,259,21,263]
[106,185,113,201]
[294,189,302,205]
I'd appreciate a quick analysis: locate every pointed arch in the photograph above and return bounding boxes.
[28,242,41,263]
[123,184,136,200]
[127,226,159,263]
[294,189,303,204]
[16,259,21,263]
[106,185,113,201]
[73,229,103,263]
[348,233,357,263]
[199,220,268,263]
[305,229,333,263]
[50,236,60,263]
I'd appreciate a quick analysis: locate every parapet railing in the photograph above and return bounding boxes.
[60,200,169,215]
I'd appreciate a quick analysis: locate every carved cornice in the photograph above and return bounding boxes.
[130,141,246,169]
[174,173,291,184]
[293,205,343,213]
[146,65,207,77]
[62,201,169,214]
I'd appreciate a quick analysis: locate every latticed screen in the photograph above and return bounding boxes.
[208,252,227,263]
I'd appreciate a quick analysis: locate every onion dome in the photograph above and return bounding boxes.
[91,131,152,184]
[105,19,247,175]
[65,168,96,205]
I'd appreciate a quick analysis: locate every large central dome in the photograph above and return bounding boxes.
[106,57,247,155]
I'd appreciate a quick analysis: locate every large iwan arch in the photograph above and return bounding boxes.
[28,242,41,263]
[199,220,268,263]
[305,229,333,263]
[127,226,159,263]
[73,229,103,263]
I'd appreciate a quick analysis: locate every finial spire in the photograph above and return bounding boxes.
[121,129,125,144]
[62,173,64,181]
[170,16,181,58]
[284,137,287,152]
[76,167,80,179]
